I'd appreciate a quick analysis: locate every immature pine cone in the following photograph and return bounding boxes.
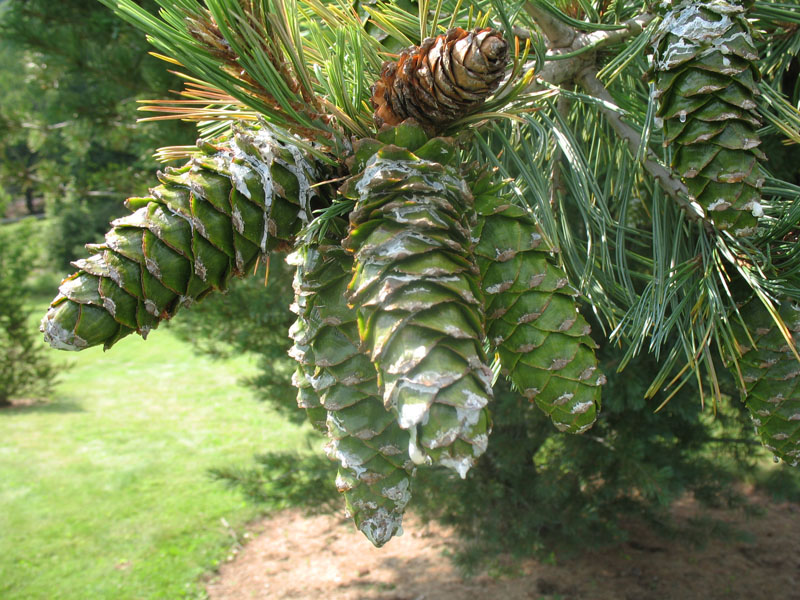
[653,0,764,235]
[371,28,509,132]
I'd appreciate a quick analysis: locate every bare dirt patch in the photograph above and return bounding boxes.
[0,398,41,409]
[206,493,800,600]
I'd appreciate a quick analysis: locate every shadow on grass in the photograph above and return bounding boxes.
[0,399,84,415]
[209,452,340,514]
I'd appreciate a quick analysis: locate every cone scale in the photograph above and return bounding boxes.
[40,124,322,351]
[341,124,493,478]
[472,173,604,433]
[288,238,414,547]
[653,0,764,235]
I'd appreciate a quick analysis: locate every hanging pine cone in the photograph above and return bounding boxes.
[342,124,493,478]
[40,123,324,351]
[288,239,413,547]
[653,0,764,235]
[472,172,605,433]
[371,27,509,133]
[731,298,800,466]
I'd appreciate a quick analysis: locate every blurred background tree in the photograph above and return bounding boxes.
[0,219,56,406]
[0,0,194,269]
[0,0,193,405]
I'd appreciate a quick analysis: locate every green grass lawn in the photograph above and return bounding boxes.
[0,319,315,599]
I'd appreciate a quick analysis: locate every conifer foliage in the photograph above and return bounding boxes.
[41,0,800,545]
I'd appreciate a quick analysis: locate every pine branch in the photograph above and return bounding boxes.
[576,68,704,223]
[523,9,655,87]
[572,14,655,51]
[517,3,702,226]
[524,1,576,48]
[99,0,336,141]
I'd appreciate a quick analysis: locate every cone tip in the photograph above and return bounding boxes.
[40,310,87,351]
[358,507,404,547]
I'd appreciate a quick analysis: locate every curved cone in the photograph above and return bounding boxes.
[41,123,323,351]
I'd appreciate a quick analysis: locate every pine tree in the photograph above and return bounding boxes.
[0,220,56,406]
[40,0,800,546]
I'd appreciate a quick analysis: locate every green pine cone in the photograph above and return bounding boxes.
[653,0,764,235]
[471,173,604,433]
[41,123,323,351]
[287,239,414,547]
[733,298,800,466]
[341,124,493,478]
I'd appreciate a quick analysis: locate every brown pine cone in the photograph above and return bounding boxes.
[371,28,509,132]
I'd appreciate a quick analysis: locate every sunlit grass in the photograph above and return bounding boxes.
[0,315,314,599]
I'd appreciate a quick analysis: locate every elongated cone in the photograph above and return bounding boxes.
[732,298,800,465]
[371,28,508,133]
[471,172,604,433]
[287,236,414,547]
[40,123,323,351]
[653,0,764,235]
[342,123,493,478]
